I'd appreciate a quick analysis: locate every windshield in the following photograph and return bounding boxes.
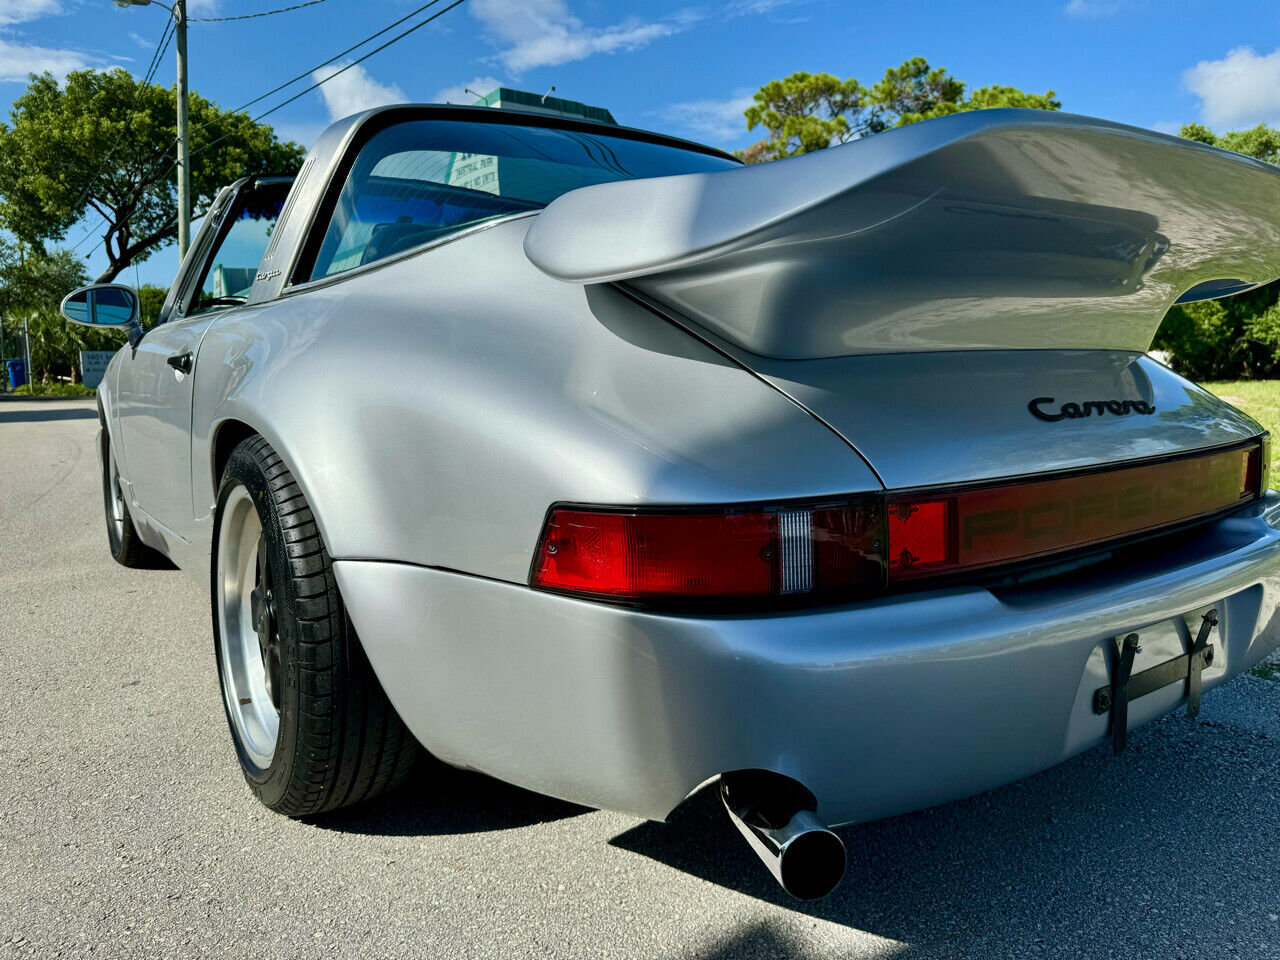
[308,118,738,281]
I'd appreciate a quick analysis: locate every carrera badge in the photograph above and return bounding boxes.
[1029,397,1156,421]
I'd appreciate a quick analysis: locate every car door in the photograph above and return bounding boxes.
[115,177,293,536]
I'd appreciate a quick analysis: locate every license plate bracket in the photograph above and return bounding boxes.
[1092,609,1218,753]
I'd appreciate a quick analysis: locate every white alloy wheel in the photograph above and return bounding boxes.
[215,485,281,770]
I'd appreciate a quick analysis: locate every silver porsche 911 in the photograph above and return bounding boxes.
[63,104,1280,899]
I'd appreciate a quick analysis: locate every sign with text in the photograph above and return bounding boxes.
[80,351,114,390]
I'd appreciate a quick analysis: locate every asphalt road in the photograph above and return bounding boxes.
[3,397,1280,960]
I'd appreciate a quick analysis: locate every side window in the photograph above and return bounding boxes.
[308,125,543,281]
[187,180,291,316]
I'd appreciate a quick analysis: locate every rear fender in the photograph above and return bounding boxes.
[188,221,878,587]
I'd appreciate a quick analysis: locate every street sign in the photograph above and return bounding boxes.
[80,351,115,390]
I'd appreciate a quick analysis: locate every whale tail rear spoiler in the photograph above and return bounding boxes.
[524,109,1280,360]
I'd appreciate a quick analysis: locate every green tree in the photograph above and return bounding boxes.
[1177,121,1280,163]
[137,284,168,330]
[873,59,1061,127]
[1152,122,1280,380]
[742,72,869,160]
[0,68,304,283]
[0,239,125,384]
[740,58,1060,162]
[0,238,86,321]
[868,56,965,124]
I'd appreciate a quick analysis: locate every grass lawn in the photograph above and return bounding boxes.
[1200,379,1279,489]
[6,382,96,398]
[1200,380,1280,441]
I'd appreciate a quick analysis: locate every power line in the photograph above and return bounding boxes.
[143,17,175,87]
[200,0,450,125]
[141,16,174,87]
[72,0,469,268]
[160,0,467,178]
[69,221,104,254]
[245,0,467,125]
[122,0,452,200]
[189,0,329,21]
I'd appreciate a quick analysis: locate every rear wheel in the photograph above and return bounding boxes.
[100,424,163,568]
[212,435,418,816]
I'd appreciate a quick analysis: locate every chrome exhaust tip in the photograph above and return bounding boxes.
[720,770,846,900]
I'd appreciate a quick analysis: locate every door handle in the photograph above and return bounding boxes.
[166,352,193,374]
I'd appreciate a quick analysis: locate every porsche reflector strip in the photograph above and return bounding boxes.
[887,442,1263,580]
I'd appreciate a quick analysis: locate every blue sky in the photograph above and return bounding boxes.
[2,0,1280,286]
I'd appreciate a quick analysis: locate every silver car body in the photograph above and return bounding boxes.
[98,105,1280,824]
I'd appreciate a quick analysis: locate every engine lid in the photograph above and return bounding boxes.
[745,350,1263,489]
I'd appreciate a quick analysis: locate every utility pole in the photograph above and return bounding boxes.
[114,0,190,258]
[174,0,190,259]
[22,317,33,390]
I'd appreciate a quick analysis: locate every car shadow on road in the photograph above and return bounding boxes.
[610,715,1280,958]
[311,756,591,837]
[690,921,902,960]
[0,406,98,424]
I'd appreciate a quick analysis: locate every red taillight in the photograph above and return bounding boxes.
[532,509,774,598]
[887,499,953,574]
[531,503,883,601]
[532,441,1264,605]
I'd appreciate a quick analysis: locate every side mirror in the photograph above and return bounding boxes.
[61,284,144,347]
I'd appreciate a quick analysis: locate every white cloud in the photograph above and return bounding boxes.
[0,0,60,25]
[657,92,754,142]
[0,35,87,81]
[469,0,695,73]
[1063,0,1124,16]
[186,0,218,12]
[1184,46,1280,128]
[274,120,327,149]
[1148,120,1181,136]
[724,0,807,16]
[312,62,406,122]
[128,31,150,47]
[0,0,90,82]
[435,75,503,105]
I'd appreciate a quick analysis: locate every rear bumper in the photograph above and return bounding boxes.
[335,495,1280,824]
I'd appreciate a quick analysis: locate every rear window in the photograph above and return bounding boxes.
[306,118,737,281]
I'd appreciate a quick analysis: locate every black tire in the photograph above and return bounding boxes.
[212,435,419,816]
[100,422,164,568]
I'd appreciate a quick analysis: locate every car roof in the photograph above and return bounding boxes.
[336,102,740,164]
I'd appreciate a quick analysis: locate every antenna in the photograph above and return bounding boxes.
[541,85,556,104]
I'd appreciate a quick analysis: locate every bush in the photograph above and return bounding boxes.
[1152,280,1280,380]
[11,381,97,397]
[1,308,126,385]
